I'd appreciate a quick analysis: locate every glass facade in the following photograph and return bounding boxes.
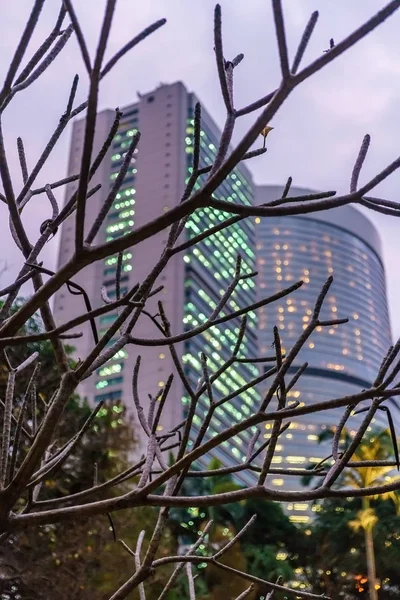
[182,96,260,481]
[93,109,139,403]
[256,207,393,523]
[91,89,261,483]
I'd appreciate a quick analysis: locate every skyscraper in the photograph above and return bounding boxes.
[255,184,395,523]
[54,82,259,469]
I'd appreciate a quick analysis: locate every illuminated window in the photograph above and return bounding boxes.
[95,376,123,389]
[97,363,123,377]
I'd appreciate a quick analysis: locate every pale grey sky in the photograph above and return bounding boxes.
[0,1,399,335]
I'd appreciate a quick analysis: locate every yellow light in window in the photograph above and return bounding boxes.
[158,381,165,387]
[287,456,306,463]
[288,306,295,312]
[283,260,289,266]
[294,503,309,511]
[342,348,349,355]
[304,277,310,283]
[329,328,335,334]
[274,244,280,250]
[276,267,281,273]
[272,479,284,486]
[290,515,310,523]
[353,313,359,320]
[277,275,282,281]
[303,316,309,322]
[287,299,292,305]
[282,244,288,250]
[278,307,284,313]
[309,342,314,348]
[159,353,166,359]
[304,269,309,275]
[328,267,333,273]
[307,434,318,441]
[316,326,322,331]
[306,309,312,315]
[255,217,261,224]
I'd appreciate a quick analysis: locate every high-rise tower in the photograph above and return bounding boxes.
[54,82,259,470]
[255,185,395,522]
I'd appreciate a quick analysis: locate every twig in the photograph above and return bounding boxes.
[291,11,319,74]
[101,19,167,78]
[350,134,371,192]
[63,0,91,72]
[0,0,46,105]
[1,370,16,488]
[186,563,196,600]
[214,5,232,113]
[272,0,290,81]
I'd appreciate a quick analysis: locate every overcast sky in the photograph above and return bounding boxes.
[1,1,400,336]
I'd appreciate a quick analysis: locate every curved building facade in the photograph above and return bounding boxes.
[255,185,394,523]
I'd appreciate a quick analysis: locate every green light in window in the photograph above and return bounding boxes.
[119,209,135,219]
[185,147,193,154]
[97,363,123,377]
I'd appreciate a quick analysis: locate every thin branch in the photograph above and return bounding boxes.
[350,134,371,192]
[9,25,74,97]
[214,515,257,559]
[214,5,232,113]
[63,0,91,72]
[291,11,319,74]
[17,137,28,184]
[1,371,16,488]
[127,280,303,347]
[85,131,141,244]
[186,563,196,600]
[135,530,146,600]
[0,0,46,104]
[272,0,290,81]
[157,521,213,600]
[101,19,167,78]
